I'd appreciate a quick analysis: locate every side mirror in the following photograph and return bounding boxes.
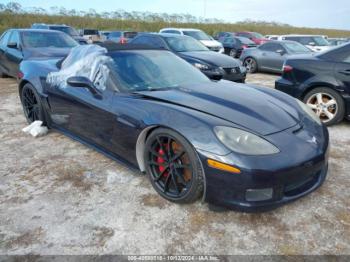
[7,42,18,49]
[276,49,285,55]
[66,76,101,97]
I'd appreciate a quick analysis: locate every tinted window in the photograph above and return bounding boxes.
[83,29,99,35]
[165,36,208,52]
[132,36,166,48]
[0,31,11,46]
[8,31,19,45]
[21,31,78,48]
[223,38,234,44]
[162,30,181,34]
[183,30,211,40]
[259,43,283,52]
[132,36,150,45]
[285,36,329,46]
[237,37,255,44]
[110,50,210,92]
[124,32,138,39]
[284,42,311,53]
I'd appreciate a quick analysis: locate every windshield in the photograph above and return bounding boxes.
[21,31,78,48]
[111,50,210,91]
[252,32,264,39]
[286,36,330,46]
[84,29,99,35]
[183,30,211,41]
[50,26,79,36]
[284,42,312,53]
[165,36,209,52]
[237,37,255,44]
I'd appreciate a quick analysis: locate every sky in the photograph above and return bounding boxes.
[2,0,350,30]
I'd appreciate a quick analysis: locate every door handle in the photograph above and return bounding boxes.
[339,69,350,76]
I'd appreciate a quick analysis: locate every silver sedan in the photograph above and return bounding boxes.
[240,40,313,73]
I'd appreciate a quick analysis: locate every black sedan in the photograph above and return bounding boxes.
[219,36,256,58]
[240,40,313,73]
[131,33,246,82]
[0,29,78,78]
[276,43,350,126]
[18,44,329,212]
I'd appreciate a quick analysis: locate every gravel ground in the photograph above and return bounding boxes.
[0,73,349,255]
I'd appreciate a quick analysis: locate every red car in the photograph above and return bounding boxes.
[235,32,269,45]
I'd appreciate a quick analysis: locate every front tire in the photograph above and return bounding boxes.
[243,57,258,73]
[20,83,46,124]
[303,87,345,126]
[144,128,204,204]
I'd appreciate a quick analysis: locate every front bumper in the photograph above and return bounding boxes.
[197,122,329,212]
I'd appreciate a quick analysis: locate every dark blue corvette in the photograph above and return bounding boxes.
[18,44,329,212]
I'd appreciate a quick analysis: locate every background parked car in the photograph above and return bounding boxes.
[31,23,87,45]
[213,32,235,40]
[80,29,102,43]
[235,32,269,45]
[100,31,111,41]
[131,33,246,82]
[0,29,77,78]
[240,40,313,73]
[275,43,350,125]
[277,35,331,52]
[219,36,256,58]
[159,28,224,53]
[265,35,279,40]
[107,31,138,44]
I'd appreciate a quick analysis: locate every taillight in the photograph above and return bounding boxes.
[283,65,293,73]
[120,37,127,44]
[17,71,24,79]
[242,45,248,49]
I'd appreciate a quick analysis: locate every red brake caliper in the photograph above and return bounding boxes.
[157,147,169,177]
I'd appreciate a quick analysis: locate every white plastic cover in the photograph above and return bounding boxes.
[22,120,48,137]
[46,45,113,91]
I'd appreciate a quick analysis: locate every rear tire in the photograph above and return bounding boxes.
[144,128,204,204]
[303,87,345,126]
[20,83,46,125]
[243,57,258,73]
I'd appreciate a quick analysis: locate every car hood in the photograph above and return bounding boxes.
[180,51,240,67]
[137,81,300,136]
[200,39,222,47]
[23,47,72,59]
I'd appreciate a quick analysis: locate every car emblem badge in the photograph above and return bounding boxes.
[231,68,237,73]
[307,136,317,145]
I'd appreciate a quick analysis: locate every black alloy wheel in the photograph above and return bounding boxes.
[144,128,204,204]
[21,84,45,124]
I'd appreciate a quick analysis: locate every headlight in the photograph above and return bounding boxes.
[193,63,210,70]
[214,126,280,155]
[296,99,322,125]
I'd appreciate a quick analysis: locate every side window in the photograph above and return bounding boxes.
[150,37,166,48]
[0,31,11,46]
[8,31,19,46]
[259,43,284,52]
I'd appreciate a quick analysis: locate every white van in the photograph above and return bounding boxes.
[277,35,331,52]
[159,28,224,53]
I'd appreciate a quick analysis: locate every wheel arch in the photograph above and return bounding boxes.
[301,83,341,100]
[135,124,207,201]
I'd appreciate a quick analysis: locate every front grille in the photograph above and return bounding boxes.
[284,171,320,197]
[223,67,240,74]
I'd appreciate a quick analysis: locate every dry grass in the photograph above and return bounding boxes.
[1,12,350,37]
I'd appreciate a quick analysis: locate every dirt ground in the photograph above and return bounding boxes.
[0,73,349,256]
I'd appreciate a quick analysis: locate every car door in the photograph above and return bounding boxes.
[258,43,287,71]
[5,31,23,77]
[333,48,350,95]
[47,77,116,150]
[0,31,11,74]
